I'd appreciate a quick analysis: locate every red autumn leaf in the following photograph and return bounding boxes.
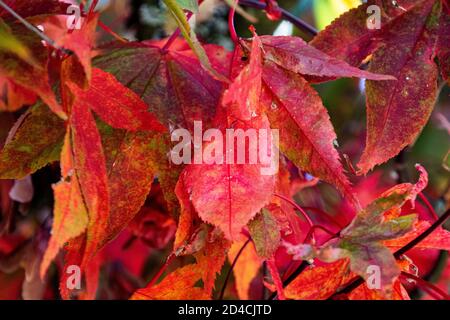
[255,35,395,81]
[0,24,65,118]
[384,220,450,250]
[94,40,230,132]
[358,0,443,173]
[43,14,99,86]
[0,78,36,112]
[0,0,448,302]
[260,61,356,203]
[70,94,110,267]
[180,114,276,240]
[223,28,263,121]
[66,68,166,132]
[310,0,419,66]
[311,0,448,173]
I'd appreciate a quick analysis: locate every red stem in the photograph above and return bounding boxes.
[98,20,128,43]
[228,0,239,44]
[147,253,175,288]
[274,193,314,228]
[417,192,439,221]
[400,271,450,300]
[304,224,337,243]
[88,0,99,18]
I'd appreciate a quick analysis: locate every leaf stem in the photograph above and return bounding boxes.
[238,0,318,36]
[417,192,439,221]
[218,238,251,300]
[147,253,175,288]
[274,193,314,228]
[400,271,450,300]
[228,0,239,44]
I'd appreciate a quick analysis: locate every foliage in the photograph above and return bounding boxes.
[0,0,449,300]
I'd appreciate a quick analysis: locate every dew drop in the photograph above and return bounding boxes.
[405,76,410,81]
[271,102,278,110]
[333,139,339,148]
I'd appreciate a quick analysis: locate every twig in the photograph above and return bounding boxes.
[238,0,318,36]
[418,192,439,221]
[274,193,314,227]
[147,253,175,288]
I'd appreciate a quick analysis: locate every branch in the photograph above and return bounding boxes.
[238,0,318,37]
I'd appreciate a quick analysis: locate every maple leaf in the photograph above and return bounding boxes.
[266,259,285,300]
[193,232,231,296]
[348,279,410,300]
[68,94,109,267]
[254,35,395,81]
[133,233,229,300]
[66,68,166,132]
[284,166,432,292]
[180,114,276,240]
[94,40,230,132]
[223,27,263,121]
[260,61,355,203]
[0,19,34,65]
[99,127,172,248]
[162,0,229,83]
[59,235,103,300]
[311,0,449,173]
[43,14,100,87]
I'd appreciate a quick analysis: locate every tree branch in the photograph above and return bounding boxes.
[238,0,318,36]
